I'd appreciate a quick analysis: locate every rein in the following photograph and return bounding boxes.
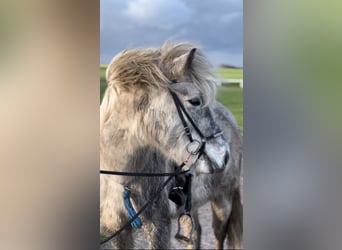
[99,89,222,245]
[99,169,189,177]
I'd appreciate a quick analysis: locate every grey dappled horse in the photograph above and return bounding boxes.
[100,42,230,249]
[169,101,243,249]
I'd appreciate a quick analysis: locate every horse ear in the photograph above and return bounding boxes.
[173,48,197,74]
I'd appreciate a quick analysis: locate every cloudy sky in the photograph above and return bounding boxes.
[100,0,242,67]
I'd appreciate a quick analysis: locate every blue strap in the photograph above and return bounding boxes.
[122,187,143,228]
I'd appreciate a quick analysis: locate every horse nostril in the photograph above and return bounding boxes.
[224,151,229,166]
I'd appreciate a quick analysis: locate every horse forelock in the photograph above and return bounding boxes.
[105,42,217,105]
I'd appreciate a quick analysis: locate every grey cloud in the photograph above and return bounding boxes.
[123,0,193,30]
[101,0,242,67]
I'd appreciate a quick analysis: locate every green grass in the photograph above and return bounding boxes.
[100,84,106,102]
[100,64,107,81]
[216,86,243,129]
[215,68,243,79]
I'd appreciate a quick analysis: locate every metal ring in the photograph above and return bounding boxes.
[186,140,202,155]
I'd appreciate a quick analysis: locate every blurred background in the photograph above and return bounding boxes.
[1,0,342,249]
[100,0,242,67]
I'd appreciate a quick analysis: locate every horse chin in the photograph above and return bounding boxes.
[194,156,215,174]
[194,155,226,174]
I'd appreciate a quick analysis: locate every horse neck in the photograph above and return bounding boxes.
[100,113,161,173]
[100,116,135,170]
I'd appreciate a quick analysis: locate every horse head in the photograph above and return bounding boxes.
[102,42,229,174]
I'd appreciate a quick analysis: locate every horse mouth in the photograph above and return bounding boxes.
[209,157,225,173]
[207,147,229,173]
[195,153,227,174]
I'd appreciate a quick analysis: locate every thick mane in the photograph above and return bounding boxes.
[106,41,216,91]
[106,48,169,91]
[103,42,217,124]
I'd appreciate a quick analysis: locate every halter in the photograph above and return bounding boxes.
[100,89,224,245]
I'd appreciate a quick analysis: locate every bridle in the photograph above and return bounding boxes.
[100,89,223,245]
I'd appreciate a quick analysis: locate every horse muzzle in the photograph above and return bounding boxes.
[195,139,230,174]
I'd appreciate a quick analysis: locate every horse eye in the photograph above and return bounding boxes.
[188,97,201,106]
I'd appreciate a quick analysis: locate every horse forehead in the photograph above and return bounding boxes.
[171,82,201,96]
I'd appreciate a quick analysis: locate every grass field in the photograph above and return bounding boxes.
[100,64,107,81]
[214,68,243,79]
[100,65,243,130]
[216,86,243,129]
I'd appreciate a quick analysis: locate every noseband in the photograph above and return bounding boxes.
[100,89,224,245]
